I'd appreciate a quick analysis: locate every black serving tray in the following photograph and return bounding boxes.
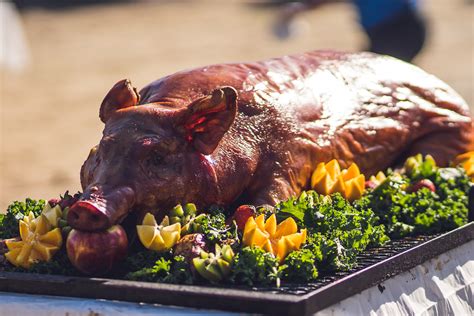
[0,221,473,315]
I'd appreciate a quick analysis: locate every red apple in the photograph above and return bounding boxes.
[228,205,256,230]
[66,225,128,275]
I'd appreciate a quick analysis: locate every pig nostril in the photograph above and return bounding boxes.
[68,202,109,231]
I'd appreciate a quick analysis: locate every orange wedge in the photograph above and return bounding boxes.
[311,160,366,201]
[5,213,63,269]
[137,213,181,252]
[242,214,306,262]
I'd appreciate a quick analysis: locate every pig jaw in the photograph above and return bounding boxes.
[68,186,135,231]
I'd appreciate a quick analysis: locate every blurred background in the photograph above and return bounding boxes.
[0,0,473,211]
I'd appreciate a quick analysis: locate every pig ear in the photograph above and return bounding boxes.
[100,79,140,123]
[179,87,238,155]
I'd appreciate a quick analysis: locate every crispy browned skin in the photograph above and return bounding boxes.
[69,51,473,231]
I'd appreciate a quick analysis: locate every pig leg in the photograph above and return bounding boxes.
[248,177,298,206]
[405,129,472,166]
[245,156,305,206]
[245,140,318,206]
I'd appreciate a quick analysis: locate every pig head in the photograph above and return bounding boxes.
[68,79,238,231]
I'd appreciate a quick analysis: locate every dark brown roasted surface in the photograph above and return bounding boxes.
[68,50,473,231]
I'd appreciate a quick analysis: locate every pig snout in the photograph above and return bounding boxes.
[68,186,135,231]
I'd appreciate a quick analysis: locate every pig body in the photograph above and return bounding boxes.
[69,51,473,231]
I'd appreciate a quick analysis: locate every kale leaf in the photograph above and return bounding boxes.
[357,167,470,238]
[125,257,172,282]
[280,249,318,282]
[124,252,193,284]
[229,246,280,286]
[162,255,194,285]
[276,191,388,271]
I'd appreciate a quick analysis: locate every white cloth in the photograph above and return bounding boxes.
[316,240,474,315]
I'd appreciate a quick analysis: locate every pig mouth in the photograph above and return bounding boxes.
[68,186,135,232]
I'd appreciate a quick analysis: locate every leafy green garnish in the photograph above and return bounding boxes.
[125,257,172,282]
[276,191,388,271]
[163,255,194,284]
[280,249,318,282]
[357,167,470,238]
[124,252,193,284]
[124,250,168,273]
[275,190,319,226]
[229,247,280,286]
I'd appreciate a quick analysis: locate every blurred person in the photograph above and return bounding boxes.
[274,0,427,62]
[0,1,30,71]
